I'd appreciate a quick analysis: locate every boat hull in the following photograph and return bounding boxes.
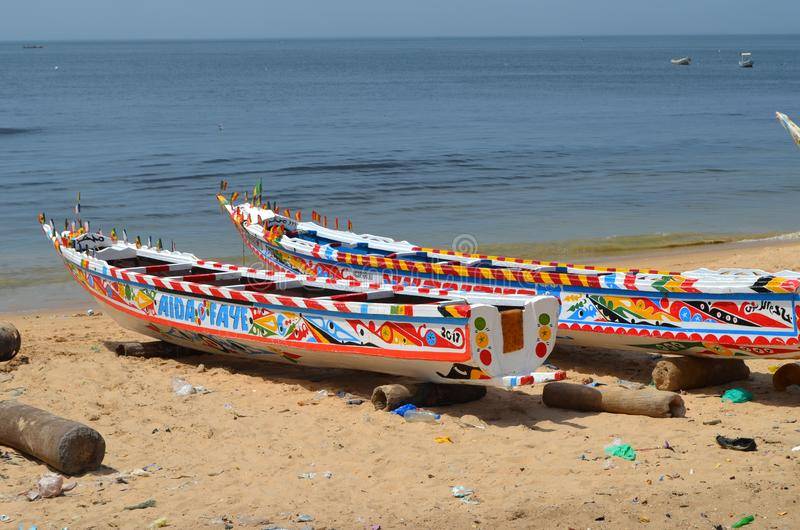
[60,253,559,387]
[235,219,800,359]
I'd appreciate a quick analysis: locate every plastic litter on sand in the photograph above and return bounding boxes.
[721,388,753,404]
[451,485,479,504]
[604,438,637,461]
[390,404,417,416]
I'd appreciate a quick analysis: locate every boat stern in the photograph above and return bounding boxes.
[460,295,563,388]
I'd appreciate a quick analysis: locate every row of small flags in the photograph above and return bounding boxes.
[38,193,177,252]
[219,179,353,231]
[40,177,355,254]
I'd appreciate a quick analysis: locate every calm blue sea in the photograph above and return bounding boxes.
[1,35,799,311]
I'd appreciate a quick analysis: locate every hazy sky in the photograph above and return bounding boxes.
[3,0,799,41]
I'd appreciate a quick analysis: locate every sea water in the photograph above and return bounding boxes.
[1,35,799,310]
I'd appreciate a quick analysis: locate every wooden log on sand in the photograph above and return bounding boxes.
[0,401,105,475]
[0,322,21,362]
[371,383,487,411]
[115,341,178,358]
[652,357,749,391]
[542,382,685,418]
[773,362,800,391]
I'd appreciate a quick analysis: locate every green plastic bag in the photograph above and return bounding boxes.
[721,388,753,404]
[604,443,636,461]
[732,514,755,528]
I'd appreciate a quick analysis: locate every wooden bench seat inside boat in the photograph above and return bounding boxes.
[105,256,176,269]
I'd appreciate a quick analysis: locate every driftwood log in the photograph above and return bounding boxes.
[371,383,487,411]
[0,401,105,475]
[773,363,800,391]
[542,382,685,418]
[0,322,21,362]
[652,357,749,391]
[115,341,178,358]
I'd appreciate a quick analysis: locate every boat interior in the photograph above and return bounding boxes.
[282,225,608,275]
[77,237,511,309]
[91,245,528,352]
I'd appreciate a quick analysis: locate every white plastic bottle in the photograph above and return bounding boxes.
[404,409,441,423]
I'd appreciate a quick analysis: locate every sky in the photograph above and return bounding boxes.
[2,0,799,41]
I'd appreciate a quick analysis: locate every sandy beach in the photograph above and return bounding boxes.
[2,239,800,529]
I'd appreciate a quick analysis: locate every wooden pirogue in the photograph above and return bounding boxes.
[222,195,800,359]
[40,218,562,388]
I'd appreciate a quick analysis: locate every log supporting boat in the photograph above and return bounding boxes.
[221,195,800,359]
[40,219,562,388]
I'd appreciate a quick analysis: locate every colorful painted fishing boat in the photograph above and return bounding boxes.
[776,112,800,149]
[221,196,800,359]
[40,219,562,388]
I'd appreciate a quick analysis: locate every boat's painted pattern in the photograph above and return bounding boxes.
[66,260,470,358]
[44,223,562,386]
[227,202,800,359]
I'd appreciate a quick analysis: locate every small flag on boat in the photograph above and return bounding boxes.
[347,219,352,231]
[135,236,141,249]
[156,238,163,251]
[219,179,228,191]
[75,192,81,215]
[83,220,89,233]
[64,219,69,230]
[253,178,262,203]
[110,228,117,242]
[335,217,339,230]
[244,191,249,202]
[311,211,318,222]
[38,212,45,224]
[122,228,128,242]
[323,215,328,227]
[147,236,152,247]
[171,240,176,252]
[231,191,239,203]
[284,209,291,218]
[295,211,301,221]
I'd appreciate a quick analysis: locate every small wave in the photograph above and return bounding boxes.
[0,127,41,136]
[740,231,800,243]
[202,158,232,164]
[275,161,412,173]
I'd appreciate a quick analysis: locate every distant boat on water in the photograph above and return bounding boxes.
[739,52,753,68]
[776,112,800,149]
[22,44,44,49]
[670,57,691,65]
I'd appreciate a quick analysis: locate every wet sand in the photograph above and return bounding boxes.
[1,240,800,529]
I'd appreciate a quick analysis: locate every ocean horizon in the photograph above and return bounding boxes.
[2,34,799,311]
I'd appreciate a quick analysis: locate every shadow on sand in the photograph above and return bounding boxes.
[102,340,800,431]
